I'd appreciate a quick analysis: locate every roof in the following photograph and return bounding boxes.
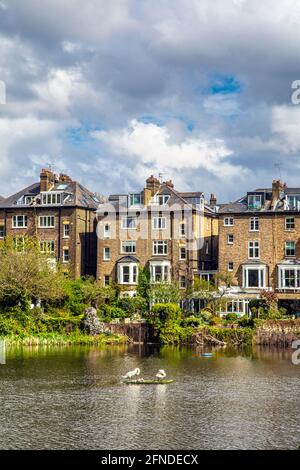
[0,180,99,210]
[117,255,140,263]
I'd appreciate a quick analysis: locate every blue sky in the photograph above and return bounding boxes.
[0,0,300,202]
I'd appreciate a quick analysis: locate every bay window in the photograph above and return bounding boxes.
[278,265,300,289]
[150,261,171,283]
[243,265,266,288]
[118,263,138,284]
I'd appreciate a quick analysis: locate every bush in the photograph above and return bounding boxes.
[159,321,194,344]
[224,313,238,323]
[99,305,127,321]
[181,316,203,328]
[146,303,182,329]
[115,296,148,317]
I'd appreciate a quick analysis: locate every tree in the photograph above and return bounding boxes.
[0,237,66,308]
[189,273,235,317]
[149,281,182,305]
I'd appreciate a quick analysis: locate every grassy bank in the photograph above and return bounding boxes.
[0,331,127,346]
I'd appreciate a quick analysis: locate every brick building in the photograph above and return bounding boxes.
[0,169,99,278]
[96,175,218,298]
[218,179,300,315]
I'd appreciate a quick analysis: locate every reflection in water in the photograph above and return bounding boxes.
[0,344,299,450]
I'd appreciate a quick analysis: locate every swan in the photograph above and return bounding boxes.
[122,367,140,380]
[155,369,166,380]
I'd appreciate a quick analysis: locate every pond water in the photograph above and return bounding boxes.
[0,344,299,450]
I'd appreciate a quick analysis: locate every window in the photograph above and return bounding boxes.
[40,240,55,253]
[63,248,69,263]
[103,247,110,261]
[104,275,110,287]
[12,215,27,228]
[243,266,266,288]
[121,240,136,254]
[285,217,295,230]
[248,241,260,259]
[41,192,62,205]
[39,216,55,228]
[121,216,137,229]
[0,225,4,238]
[14,236,25,252]
[180,221,186,237]
[118,263,138,284]
[24,196,34,205]
[153,240,168,255]
[153,216,166,230]
[150,262,170,282]
[227,234,234,244]
[250,217,259,231]
[224,217,234,226]
[179,247,186,260]
[156,194,170,205]
[248,194,262,210]
[228,262,234,271]
[279,266,300,289]
[63,223,70,238]
[104,223,111,238]
[129,193,142,206]
[180,276,187,288]
[285,241,295,257]
[287,195,300,210]
[205,240,209,255]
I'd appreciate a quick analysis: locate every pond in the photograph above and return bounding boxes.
[0,344,299,450]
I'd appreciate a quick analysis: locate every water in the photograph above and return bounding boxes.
[0,344,299,450]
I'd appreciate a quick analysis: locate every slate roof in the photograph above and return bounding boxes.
[0,180,99,210]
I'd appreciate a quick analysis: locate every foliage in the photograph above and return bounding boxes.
[181,316,204,328]
[98,305,128,321]
[115,296,148,317]
[137,267,151,302]
[145,303,182,328]
[159,321,194,344]
[206,326,254,346]
[149,281,182,305]
[0,237,65,309]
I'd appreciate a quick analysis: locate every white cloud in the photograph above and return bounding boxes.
[92,119,247,180]
[271,105,300,154]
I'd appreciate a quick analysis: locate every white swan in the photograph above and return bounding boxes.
[156,369,166,380]
[122,367,140,380]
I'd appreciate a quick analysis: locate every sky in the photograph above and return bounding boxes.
[0,0,300,202]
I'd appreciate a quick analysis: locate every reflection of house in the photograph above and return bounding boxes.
[96,176,218,297]
[218,179,300,315]
[0,169,98,278]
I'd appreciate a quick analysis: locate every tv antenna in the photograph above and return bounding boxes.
[274,162,282,180]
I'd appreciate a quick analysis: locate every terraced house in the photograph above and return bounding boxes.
[96,175,218,299]
[0,169,99,278]
[218,179,300,316]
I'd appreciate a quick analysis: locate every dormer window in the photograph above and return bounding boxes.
[24,196,34,205]
[129,193,142,206]
[248,194,262,210]
[287,195,300,210]
[40,192,62,205]
[156,194,170,205]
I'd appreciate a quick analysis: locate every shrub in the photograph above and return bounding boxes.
[115,296,148,317]
[99,305,127,320]
[159,321,194,344]
[146,303,182,329]
[181,316,203,328]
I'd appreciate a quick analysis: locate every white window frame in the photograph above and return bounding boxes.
[278,265,300,290]
[179,221,186,237]
[250,217,259,232]
[103,247,111,261]
[179,246,186,260]
[40,192,62,206]
[285,217,295,230]
[285,241,295,258]
[248,241,260,259]
[248,194,262,210]
[128,193,142,206]
[180,275,187,289]
[104,275,110,287]
[12,215,28,229]
[40,240,55,254]
[152,216,167,230]
[227,234,234,244]
[224,217,234,226]
[104,223,111,238]
[118,263,138,285]
[39,216,55,228]
[153,240,168,255]
[121,240,136,254]
[63,223,70,238]
[121,216,137,229]
[242,265,266,289]
[150,261,171,283]
[228,262,234,272]
[62,248,69,263]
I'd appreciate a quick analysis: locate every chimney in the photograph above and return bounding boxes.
[210,193,217,207]
[59,173,72,182]
[271,179,287,209]
[143,175,160,206]
[164,179,174,189]
[40,168,55,192]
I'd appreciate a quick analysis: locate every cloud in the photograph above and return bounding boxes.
[92,119,247,181]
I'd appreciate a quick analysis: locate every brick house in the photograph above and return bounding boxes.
[96,175,218,299]
[0,169,99,278]
[218,179,300,315]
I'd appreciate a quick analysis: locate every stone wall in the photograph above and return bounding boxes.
[254,319,300,347]
[107,322,154,343]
